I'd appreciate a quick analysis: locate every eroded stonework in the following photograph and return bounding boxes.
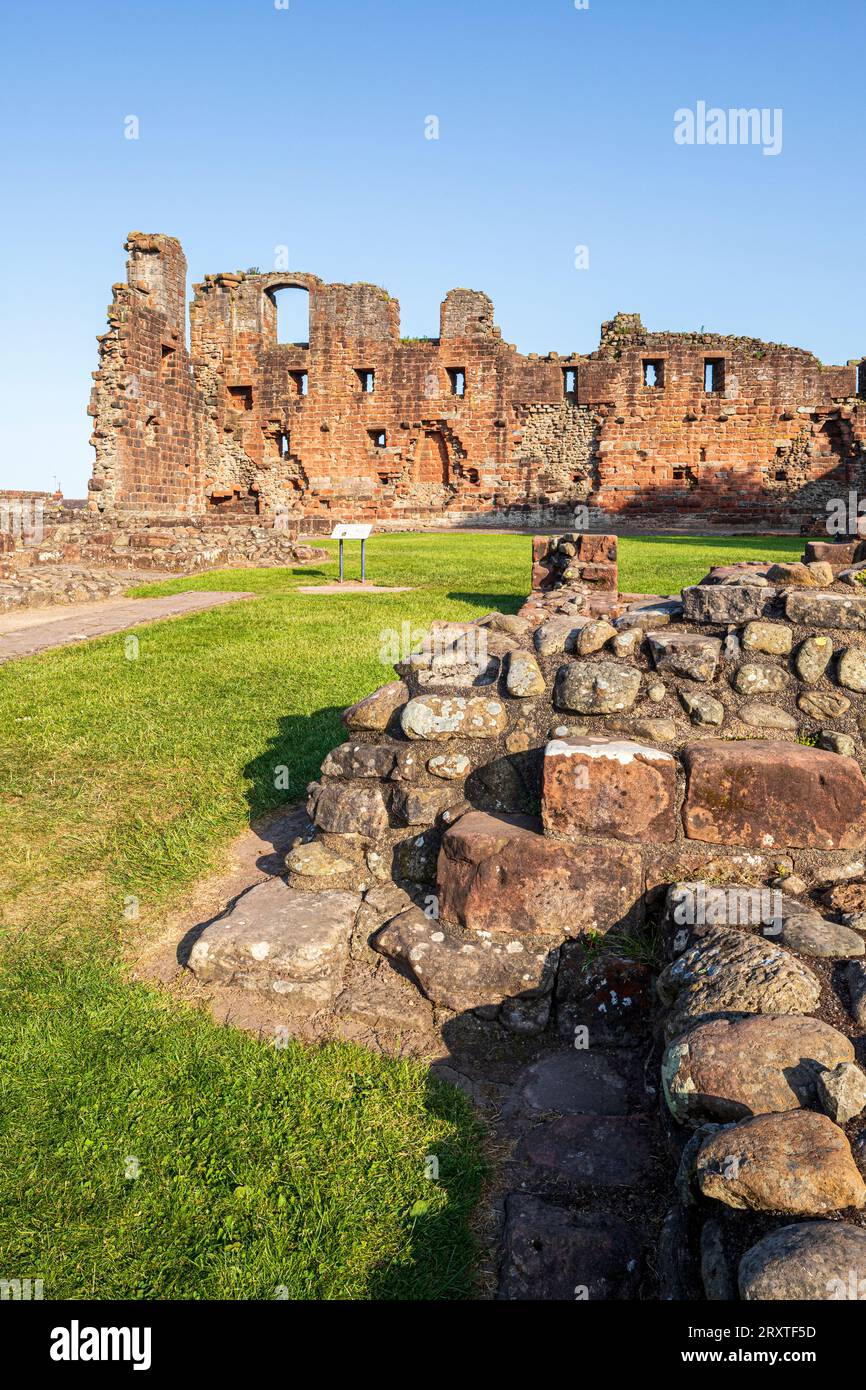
[87,233,866,531]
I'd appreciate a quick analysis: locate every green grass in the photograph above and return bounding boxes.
[617,532,803,595]
[0,950,482,1299]
[0,530,804,1299]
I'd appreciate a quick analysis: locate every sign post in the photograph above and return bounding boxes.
[330,523,374,584]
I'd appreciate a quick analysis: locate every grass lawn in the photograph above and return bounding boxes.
[0,530,803,1299]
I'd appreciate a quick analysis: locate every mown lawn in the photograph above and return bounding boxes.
[0,530,803,1299]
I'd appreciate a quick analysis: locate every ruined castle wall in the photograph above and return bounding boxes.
[586,324,866,531]
[88,234,866,531]
[88,234,198,515]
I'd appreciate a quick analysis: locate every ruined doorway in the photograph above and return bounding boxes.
[416,429,450,485]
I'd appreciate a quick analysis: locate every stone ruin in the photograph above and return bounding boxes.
[87,232,866,534]
[0,496,326,611]
[184,530,866,1300]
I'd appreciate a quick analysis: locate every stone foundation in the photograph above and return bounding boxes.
[184,530,866,1299]
[0,511,327,610]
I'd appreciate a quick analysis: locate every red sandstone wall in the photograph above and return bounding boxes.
[87,234,866,531]
[88,234,198,515]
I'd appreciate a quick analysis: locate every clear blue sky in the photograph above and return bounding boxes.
[1,0,863,496]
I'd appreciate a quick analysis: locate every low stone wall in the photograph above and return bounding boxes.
[654,880,866,1299]
[186,530,866,1299]
[0,515,328,609]
[15,516,327,574]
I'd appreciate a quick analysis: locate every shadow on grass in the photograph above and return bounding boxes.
[365,1070,487,1300]
[243,707,347,821]
[447,590,524,614]
[234,707,491,1296]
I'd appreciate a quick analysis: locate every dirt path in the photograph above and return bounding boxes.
[0,590,257,663]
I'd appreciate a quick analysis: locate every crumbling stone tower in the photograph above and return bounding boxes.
[89,234,198,514]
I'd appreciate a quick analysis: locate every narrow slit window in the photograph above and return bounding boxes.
[858,362,866,399]
[160,344,175,377]
[563,368,577,399]
[704,358,725,394]
[290,371,308,397]
[356,369,375,394]
[447,368,466,397]
[368,429,386,448]
[643,359,664,389]
[277,432,291,458]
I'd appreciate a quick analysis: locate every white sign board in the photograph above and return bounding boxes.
[331,523,373,540]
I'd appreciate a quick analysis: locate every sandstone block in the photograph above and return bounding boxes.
[785,589,866,629]
[797,688,850,719]
[681,739,866,849]
[778,914,865,958]
[837,645,866,691]
[308,781,390,836]
[740,1223,866,1300]
[498,1195,640,1301]
[427,752,471,780]
[574,618,617,655]
[614,598,683,630]
[737,701,798,731]
[766,561,818,587]
[648,631,721,683]
[390,784,463,825]
[741,621,792,655]
[695,1111,865,1214]
[187,880,357,1012]
[320,742,398,778]
[818,731,857,757]
[682,584,776,624]
[657,924,821,1039]
[794,634,833,684]
[534,615,588,656]
[541,735,677,843]
[506,650,545,697]
[662,1015,855,1126]
[733,663,787,694]
[437,810,643,937]
[343,679,408,731]
[284,840,355,879]
[816,1061,866,1124]
[680,691,724,725]
[373,906,558,1013]
[554,659,641,714]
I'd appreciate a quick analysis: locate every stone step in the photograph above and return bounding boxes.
[436,810,643,937]
[498,1195,642,1301]
[187,879,360,1014]
[513,1113,657,1194]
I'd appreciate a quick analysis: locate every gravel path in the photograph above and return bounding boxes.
[0,590,256,663]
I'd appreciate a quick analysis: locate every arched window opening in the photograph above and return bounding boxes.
[270,286,310,346]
